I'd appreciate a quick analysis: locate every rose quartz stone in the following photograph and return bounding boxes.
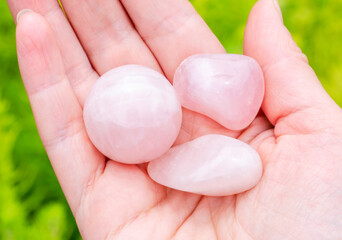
[83,65,182,164]
[173,54,264,130]
[148,134,262,196]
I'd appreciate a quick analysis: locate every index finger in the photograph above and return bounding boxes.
[120,0,226,80]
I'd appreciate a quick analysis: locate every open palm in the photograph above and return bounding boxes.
[8,0,342,239]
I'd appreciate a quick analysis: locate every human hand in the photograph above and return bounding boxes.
[8,0,342,239]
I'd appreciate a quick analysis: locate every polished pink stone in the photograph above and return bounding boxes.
[148,134,262,196]
[83,65,182,164]
[173,54,265,130]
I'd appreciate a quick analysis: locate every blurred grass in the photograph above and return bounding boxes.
[0,0,341,239]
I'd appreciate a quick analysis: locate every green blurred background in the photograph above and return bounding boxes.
[0,0,341,239]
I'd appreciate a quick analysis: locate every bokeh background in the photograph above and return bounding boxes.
[1,0,341,239]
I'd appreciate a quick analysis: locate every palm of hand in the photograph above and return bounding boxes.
[79,110,342,240]
[9,0,342,239]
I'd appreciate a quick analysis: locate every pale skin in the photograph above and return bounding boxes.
[7,0,342,239]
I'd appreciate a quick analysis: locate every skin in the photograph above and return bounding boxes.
[7,0,342,239]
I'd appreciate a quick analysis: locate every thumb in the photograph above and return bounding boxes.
[244,0,340,134]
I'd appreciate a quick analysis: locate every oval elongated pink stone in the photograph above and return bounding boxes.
[148,134,262,196]
[83,65,182,164]
[173,54,265,130]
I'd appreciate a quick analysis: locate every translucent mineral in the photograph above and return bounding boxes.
[148,134,263,196]
[173,54,264,130]
[83,65,182,164]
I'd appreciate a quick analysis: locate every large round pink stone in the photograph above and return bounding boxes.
[83,65,182,164]
[148,134,262,196]
[173,54,265,130]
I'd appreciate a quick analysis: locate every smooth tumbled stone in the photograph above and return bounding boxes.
[173,54,264,130]
[148,134,262,196]
[84,65,182,164]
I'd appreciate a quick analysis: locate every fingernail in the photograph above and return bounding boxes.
[16,9,33,24]
[273,0,283,21]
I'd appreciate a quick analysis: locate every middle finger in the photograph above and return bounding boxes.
[60,0,161,75]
